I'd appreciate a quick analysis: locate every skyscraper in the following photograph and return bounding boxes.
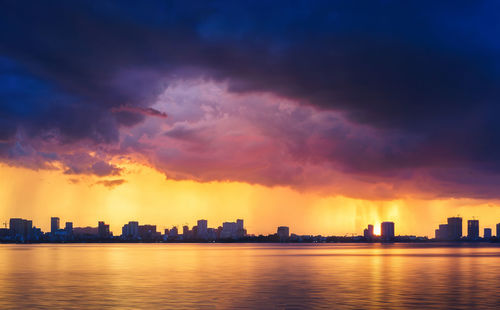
[182,225,190,239]
[467,220,479,240]
[277,226,290,242]
[9,218,32,241]
[169,226,178,239]
[381,222,395,241]
[447,217,462,240]
[436,224,449,241]
[236,219,245,238]
[484,228,492,240]
[121,221,139,239]
[65,222,73,239]
[221,222,236,239]
[497,223,500,239]
[197,219,208,240]
[364,224,374,239]
[51,217,60,234]
[98,221,110,238]
[65,222,73,233]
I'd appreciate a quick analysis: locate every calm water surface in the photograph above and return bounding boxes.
[1,243,500,309]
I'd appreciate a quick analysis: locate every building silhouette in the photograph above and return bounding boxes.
[121,221,139,239]
[51,217,60,234]
[65,222,73,234]
[484,228,492,240]
[168,226,178,239]
[277,226,290,242]
[220,220,246,239]
[447,217,462,240]
[435,224,449,240]
[197,219,208,240]
[9,218,32,242]
[497,223,500,239]
[467,220,479,240]
[363,224,374,239]
[434,217,463,241]
[138,224,159,240]
[98,221,111,238]
[381,222,395,241]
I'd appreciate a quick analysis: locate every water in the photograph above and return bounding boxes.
[1,243,500,309]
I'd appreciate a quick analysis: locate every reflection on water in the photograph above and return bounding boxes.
[1,243,500,309]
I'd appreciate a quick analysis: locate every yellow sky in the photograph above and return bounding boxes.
[1,162,500,237]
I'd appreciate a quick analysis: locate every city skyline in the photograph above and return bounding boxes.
[2,2,500,240]
[3,214,500,242]
[2,2,500,308]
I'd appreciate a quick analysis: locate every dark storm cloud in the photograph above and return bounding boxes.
[1,0,500,194]
[59,152,121,177]
[95,179,127,188]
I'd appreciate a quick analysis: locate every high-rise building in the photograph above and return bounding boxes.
[220,220,246,239]
[277,226,290,242]
[121,221,139,239]
[65,222,73,234]
[447,217,462,240]
[467,220,479,240]
[381,222,395,241]
[98,221,110,238]
[237,219,244,231]
[497,223,500,239]
[207,228,217,240]
[484,228,492,240]
[9,218,32,241]
[364,224,374,239]
[221,222,236,239]
[436,224,449,241]
[51,217,60,234]
[182,225,191,240]
[169,226,178,239]
[197,219,208,240]
[138,224,158,240]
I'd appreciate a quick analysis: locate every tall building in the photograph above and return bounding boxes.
[182,225,191,240]
[364,224,374,239]
[138,224,158,240]
[381,222,395,241]
[220,219,246,239]
[497,223,500,239]
[98,221,110,238]
[65,222,73,234]
[236,219,246,238]
[221,222,235,239]
[436,224,449,241]
[51,217,60,234]
[277,226,290,242]
[467,220,479,240]
[484,228,492,240]
[447,217,462,240]
[368,224,374,237]
[237,219,244,231]
[121,221,139,239]
[169,226,178,239]
[9,218,32,241]
[197,219,208,240]
[64,222,73,241]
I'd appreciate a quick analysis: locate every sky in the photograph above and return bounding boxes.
[1,1,500,236]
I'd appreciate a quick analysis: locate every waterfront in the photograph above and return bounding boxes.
[1,243,500,309]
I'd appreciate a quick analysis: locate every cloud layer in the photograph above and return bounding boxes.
[1,1,500,199]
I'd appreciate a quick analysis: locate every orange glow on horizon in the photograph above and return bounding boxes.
[1,162,500,238]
